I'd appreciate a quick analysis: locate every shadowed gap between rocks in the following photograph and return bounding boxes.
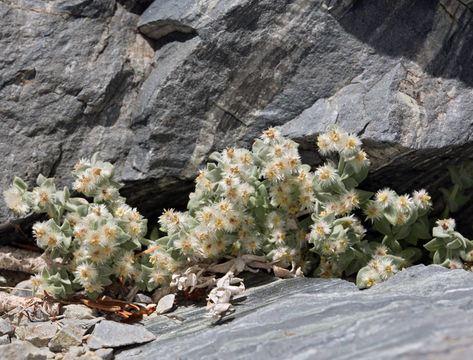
[337,0,473,86]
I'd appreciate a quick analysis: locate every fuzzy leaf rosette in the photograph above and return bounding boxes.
[140,127,318,292]
[6,125,460,307]
[4,154,147,299]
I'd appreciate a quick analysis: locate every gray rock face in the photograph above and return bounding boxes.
[0,335,10,345]
[62,304,98,320]
[88,320,156,350]
[0,340,48,360]
[48,324,84,352]
[113,265,473,359]
[0,318,14,337]
[1,0,473,239]
[15,322,58,348]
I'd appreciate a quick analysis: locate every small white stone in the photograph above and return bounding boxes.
[156,294,175,314]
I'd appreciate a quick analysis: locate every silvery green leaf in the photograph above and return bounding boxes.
[383,206,398,226]
[36,174,47,186]
[374,218,392,236]
[424,237,445,251]
[446,238,463,250]
[90,152,99,164]
[13,177,27,192]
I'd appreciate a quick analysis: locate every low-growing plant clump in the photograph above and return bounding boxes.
[4,126,473,318]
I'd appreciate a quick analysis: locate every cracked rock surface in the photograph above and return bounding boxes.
[115,265,473,360]
[2,0,473,237]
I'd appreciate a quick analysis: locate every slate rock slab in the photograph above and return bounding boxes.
[88,320,156,350]
[2,0,473,239]
[0,318,14,336]
[0,340,48,360]
[15,321,58,348]
[115,265,473,359]
[95,348,114,360]
[62,304,98,320]
[48,323,84,352]
[0,334,10,345]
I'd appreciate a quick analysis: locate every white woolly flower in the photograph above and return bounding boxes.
[114,251,136,279]
[33,221,49,242]
[31,274,51,296]
[327,128,344,149]
[95,186,119,202]
[317,133,337,155]
[32,186,54,206]
[396,194,413,211]
[35,226,64,249]
[374,245,388,257]
[436,218,456,232]
[361,268,381,288]
[343,190,360,210]
[241,235,262,254]
[311,220,332,240]
[412,189,432,210]
[378,257,398,280]
[74,263,98,288]
[315,164,339,186]
[263,161,285,182]
[261,127,281,144]
[174,236,195,255]
[159,208,183,233]
[84,283,104,295]
[375,188,396,209]
[364,201,383,222]
[73,158,90,170]
[73,168,98,195]
[448,259,464,270]
[4,187,30,215]
[340,133,362,156]
[350,150,370,171]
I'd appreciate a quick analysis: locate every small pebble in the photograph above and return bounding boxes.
[15,321,58,347]
[0,340,48,360]
[48,324,83,352]
[62,304,98,320]
[134,293,153,304]
[11,279,33,297]
[0,318,14,336]
[0,334,10,345]
[156,294,175,314]
[95,347,114,360]
[88,320,156,350]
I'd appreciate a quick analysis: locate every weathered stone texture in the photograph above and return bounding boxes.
[114,265,473,360]
[1,0,473,238]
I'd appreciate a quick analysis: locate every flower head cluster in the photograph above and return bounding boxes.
[5,124,462,306]
[424,218,472,269]
[316,126,370,171]
[4,154,147,299]
[356,255,401,289]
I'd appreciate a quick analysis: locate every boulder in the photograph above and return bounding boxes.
[115,265,473,359]
[1,0,473,241]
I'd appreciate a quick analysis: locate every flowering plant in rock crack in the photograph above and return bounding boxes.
[307,126,431,289]
[7,125,471,320]
[424,218,473,269]
[4,153,148,299]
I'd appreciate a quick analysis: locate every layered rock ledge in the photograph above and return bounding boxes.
[116,265,473,360]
